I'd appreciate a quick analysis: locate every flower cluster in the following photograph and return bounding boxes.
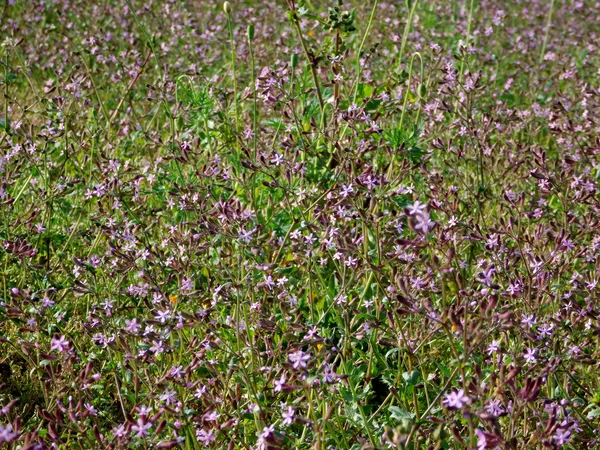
[1,0,600,448]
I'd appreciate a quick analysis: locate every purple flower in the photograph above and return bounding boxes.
[131,418,151,438]
[112,424,127,439]
[289,350,311,370]
[260,424,274,439]
[442,389,471,409]
[485,399,504,416]
[553,428,571,446]
[0,424,18,443]
[281,406,294,426]
[150,339,165,356]
[523,348,537,365]
[274,375,286,392]
[414,213,435,233]
[521,314,536,328]
[196,428,216,446]
[487,340,500,355]
[136,405,152,418]
[50,335,70,352]
[181,277,193,293]
[125,318,141,334]
[475,429,487,450]
[340,183,354,198]
[84,403,98,416]
[407,201,427,216]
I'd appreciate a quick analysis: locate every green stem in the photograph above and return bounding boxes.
[337,0,379,143]
[459,0,475,82]
[249,33,258,162]
[398,52,423,134]
[397,0,419,71]
[539,0,555,65]
[342,358,378,447]
[3,47,8,133]
[248,29,259,216]
[123,0,176,145]
[386,52,423,181]
[227,12,240,132]
[288,8,325,127]
[333,30,340,111]
[351,0,379,103]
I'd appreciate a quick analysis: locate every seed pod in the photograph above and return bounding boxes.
[247,24,255,42]
[155,419,167,434]
[291,53,299,69]
[157,441,180,449]
[223,1,231,15]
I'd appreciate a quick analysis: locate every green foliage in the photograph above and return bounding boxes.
[385,123,424,163]
[325,4,357,34]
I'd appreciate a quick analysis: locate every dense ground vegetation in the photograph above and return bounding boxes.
[1,0,600,448]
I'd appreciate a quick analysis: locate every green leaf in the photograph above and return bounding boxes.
[341,386,354,403]
[402,370,420,386]
[298,6,309,16]
[358,83,375,99]
[389,405,415,422]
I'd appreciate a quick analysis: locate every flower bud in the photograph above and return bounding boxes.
[223,1,231,15]
[291,53,299,69]
[247,24,254,42]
